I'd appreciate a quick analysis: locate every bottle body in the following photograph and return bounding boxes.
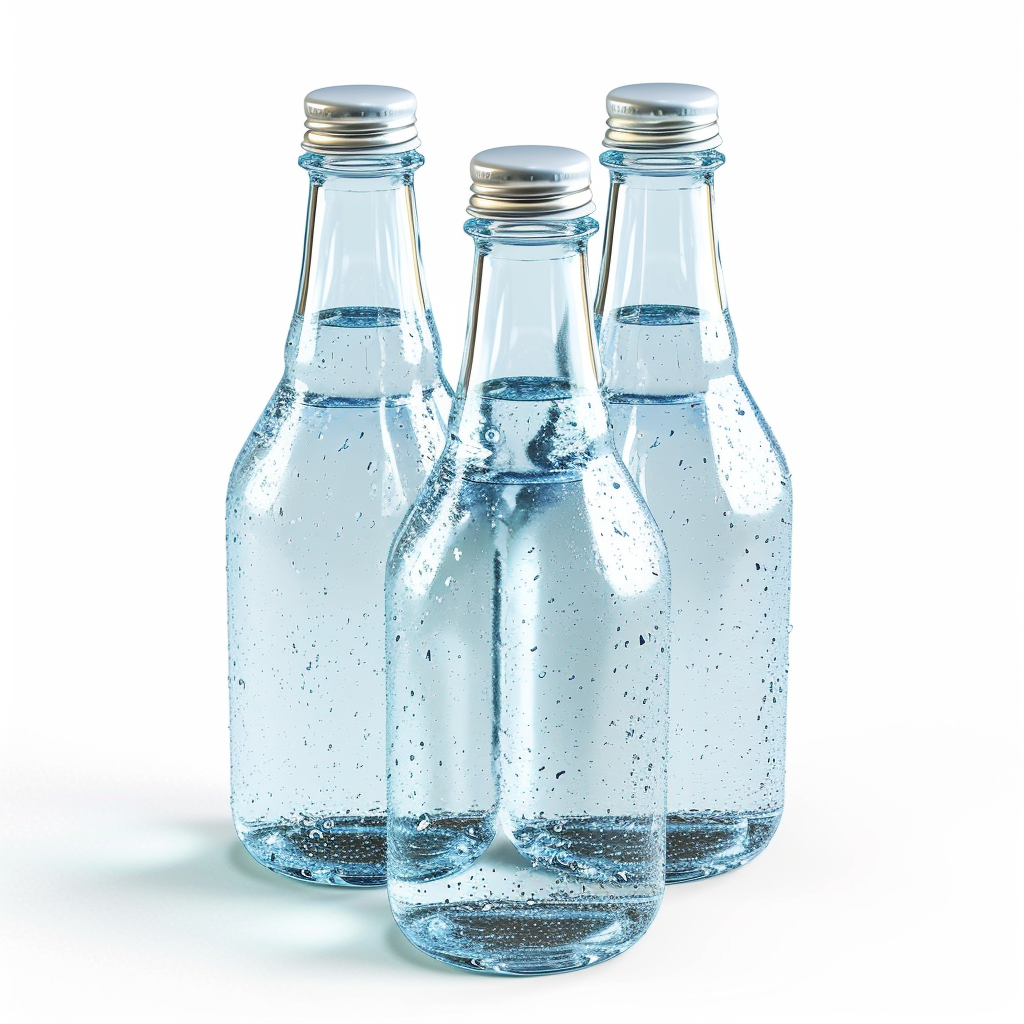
[228,152,446,885]
[386,218,669,973]
[596,150,791,882]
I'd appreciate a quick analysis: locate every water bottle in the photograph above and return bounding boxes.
[594,84,792,882]
[227,86,447,886]
[386,147,670,974]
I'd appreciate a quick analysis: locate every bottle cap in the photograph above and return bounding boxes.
[604,83,722,151]
[468,146,595,219]
[302,85,420,154]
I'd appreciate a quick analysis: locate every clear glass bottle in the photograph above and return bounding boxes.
[386,147,670,974]
[595,84,792,882]
[227,86,446,886]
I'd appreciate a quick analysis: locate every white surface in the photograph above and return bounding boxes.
[0,1,1020,1020]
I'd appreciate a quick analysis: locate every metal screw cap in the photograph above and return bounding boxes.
[302,85,420,154]
[604,83,722,151]
[468,146,595,219]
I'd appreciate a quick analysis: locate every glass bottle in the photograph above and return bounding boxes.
[386,147,670,974]
[595,84,792,882]
[227,86,446,886]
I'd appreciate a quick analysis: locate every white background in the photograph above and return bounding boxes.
[0,1,1020,1020]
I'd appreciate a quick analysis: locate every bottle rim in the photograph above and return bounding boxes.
[463,215,599,242]
[599,149,726,174]
[298,150,425,177]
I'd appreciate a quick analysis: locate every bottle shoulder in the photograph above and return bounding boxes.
[607,374,791,522]
[227,383,446,509]
[710,373,790,483]
[388,443,669,593]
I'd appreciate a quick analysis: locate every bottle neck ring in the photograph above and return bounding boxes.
[299,149,424,181]
[600,148,725,178]
[463,215,599,244]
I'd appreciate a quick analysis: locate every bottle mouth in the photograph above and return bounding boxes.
[463,215,598,241]
[298,151,424,178]
[598,148,725,173]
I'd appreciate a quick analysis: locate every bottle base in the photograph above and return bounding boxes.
[390,896,661,975]
[236,814,386,887]
[666,809,781,883]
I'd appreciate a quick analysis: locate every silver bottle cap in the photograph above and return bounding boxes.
[604,83,722,151]
[302,85,420,154]
[468,146,596,219]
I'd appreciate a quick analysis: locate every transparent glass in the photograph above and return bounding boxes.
[227,150,447,886]
[595,149,791,882]
[385,216,670,974]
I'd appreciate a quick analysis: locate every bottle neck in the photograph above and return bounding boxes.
[284,151,441,402]
[449,217,610,479]
[594,149,736,399]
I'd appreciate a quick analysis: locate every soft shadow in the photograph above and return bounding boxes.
[35,815,457,975]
